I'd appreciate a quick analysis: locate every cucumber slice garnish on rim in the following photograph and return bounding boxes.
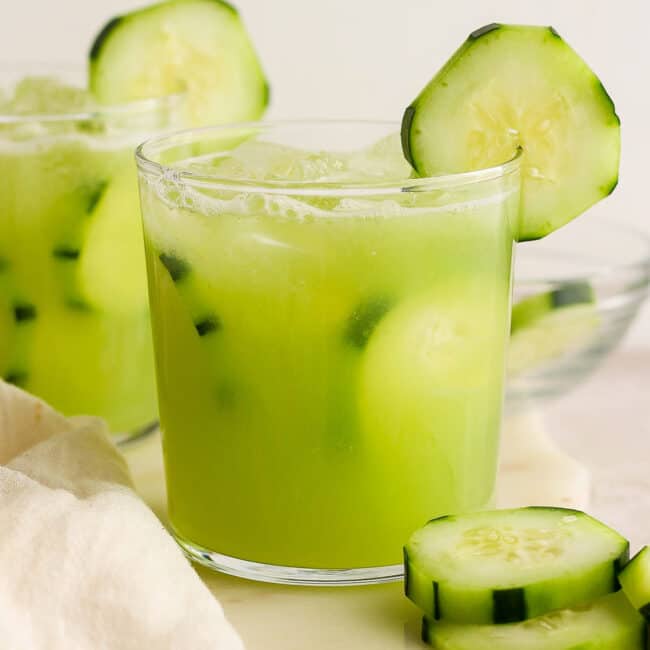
[401,24,620,241]
[89,0,269,126]
[421,591,646,650]
[404,507,629,625]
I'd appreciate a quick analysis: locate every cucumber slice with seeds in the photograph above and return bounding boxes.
[619,546,650,620]
[404,507,629,624]
[421,591,646,650]
[89,0,269,126]
[402,24,620,241]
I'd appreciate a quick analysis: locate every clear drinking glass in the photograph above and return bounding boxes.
[136,121,520,584]
[0,65,185,440]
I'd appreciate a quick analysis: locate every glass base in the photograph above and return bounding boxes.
[114,421,159,447]
[176,534,404,586]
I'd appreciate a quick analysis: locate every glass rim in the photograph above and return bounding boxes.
[0,60,185,124]
[135,119,523,197]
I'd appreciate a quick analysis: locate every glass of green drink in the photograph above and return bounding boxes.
[0,65,184,439]
[136,121,520,584]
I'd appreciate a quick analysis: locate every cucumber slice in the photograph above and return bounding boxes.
[89,0,269,126]
[0,259,12,379]
[158,251,223,340]
[4,300,38,386]
[404,507,629,624]
[619,546,650,620]
[421,591,646,650]
[402,24,620,241]
[51,171,148,315]
[343,295,394,349]
[322,295,395,452]
[52,178,108,310]
[508,283,599,376]
[0,258,31,385]
[511,282,594,333]
[51,177,107,255]
[78,170,148,315]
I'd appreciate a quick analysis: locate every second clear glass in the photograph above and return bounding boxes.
[0,65,185,440]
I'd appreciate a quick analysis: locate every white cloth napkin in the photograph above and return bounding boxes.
[0,380,244,650]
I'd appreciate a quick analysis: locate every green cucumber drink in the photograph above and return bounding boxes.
[137,123,520,580]
[0,73,184,434]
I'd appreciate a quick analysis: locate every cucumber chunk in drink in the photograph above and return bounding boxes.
[0,76,162,432]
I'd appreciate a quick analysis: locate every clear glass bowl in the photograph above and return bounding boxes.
[507,215,650,406]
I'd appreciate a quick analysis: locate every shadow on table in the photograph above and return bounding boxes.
[197,567,423,649]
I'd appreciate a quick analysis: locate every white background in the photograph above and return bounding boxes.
[3,0,649,344]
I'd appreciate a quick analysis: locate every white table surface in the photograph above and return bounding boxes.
[124,348,650,650]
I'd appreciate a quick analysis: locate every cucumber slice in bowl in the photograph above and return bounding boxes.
[404,507,629,624]
[508,282,600,376]
[89,0,268,126]
[619,546,650,620]
[422,591,646,650]
[402,24,620,241]
[511,282,594,333]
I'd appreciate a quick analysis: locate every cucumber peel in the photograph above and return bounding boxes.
[402,24,620,241]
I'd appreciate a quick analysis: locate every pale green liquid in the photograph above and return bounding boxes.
[142,172,516,568]
[0,135,157,432]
